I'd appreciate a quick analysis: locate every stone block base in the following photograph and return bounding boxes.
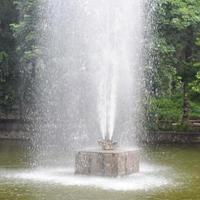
[75,148,139,177]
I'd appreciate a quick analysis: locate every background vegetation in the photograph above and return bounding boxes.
[148,0,200,131]
[0,0,199,131]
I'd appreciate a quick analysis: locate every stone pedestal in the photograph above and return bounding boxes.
[75,148,140,177]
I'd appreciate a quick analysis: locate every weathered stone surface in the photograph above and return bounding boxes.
[75,148,140,177]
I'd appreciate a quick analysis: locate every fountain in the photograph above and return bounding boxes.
[75,132,139,177]
[75,139,140,177]
[34,0,144,176]
[98,138,117,150]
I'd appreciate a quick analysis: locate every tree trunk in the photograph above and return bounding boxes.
[182,82,190,124]
[181,26,193,125]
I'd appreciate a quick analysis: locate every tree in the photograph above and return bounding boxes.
[155,0,200,124]
[11,0,40,119]
[0,0,18,116]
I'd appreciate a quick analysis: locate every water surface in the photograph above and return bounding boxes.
[0,140,199,200]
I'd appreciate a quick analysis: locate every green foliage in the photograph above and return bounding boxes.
[159,0,200,29]
[190,72,200,93]
[147,96,182,130]
[149,0,200,128]
[190,101,200,119]
[156,0,200,82]
[11,0,40,65]
[10,0,41,117]
[153,97,182,121]
[0,0,18,112]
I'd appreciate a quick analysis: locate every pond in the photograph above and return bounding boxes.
[0,140,199,200]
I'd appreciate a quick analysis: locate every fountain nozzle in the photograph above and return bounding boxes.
[98,139,118,150]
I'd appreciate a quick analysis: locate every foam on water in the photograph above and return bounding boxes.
[0,163,172,191]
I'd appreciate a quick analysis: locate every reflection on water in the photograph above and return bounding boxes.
[0,140,199,200]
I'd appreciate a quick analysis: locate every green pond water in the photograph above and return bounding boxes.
[0,140,199,200]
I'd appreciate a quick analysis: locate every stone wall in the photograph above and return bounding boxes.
[0,130,30,140]
[143,131,200,144]
[0,119,31,140]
